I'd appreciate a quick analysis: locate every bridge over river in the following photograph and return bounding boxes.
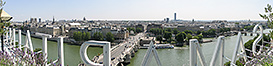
[91,33,145,66]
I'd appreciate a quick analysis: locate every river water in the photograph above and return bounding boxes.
[128,35,254,66]
[16,34,254,66]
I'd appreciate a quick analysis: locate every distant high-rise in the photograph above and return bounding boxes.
[53,16,55,22]
[30,18,37,23]
[83,17,86,21]
[39,18,41,22]
[174,13,176,21]
[164,18,169,23]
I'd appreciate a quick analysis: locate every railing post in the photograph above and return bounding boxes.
[220,38,224,66]
[18,30,21,48]
[13,29,15,47]
[103,41,111,66]
[58,37,64,66]
[190,39,197,66]
[1,33,3,51]
[42,36,48,66]
[9,28,11,45]
[26,30,33,52]
[6,31,8,44]
[210,36,225,66]
[9,28,11,39]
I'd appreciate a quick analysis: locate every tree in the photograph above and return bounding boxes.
[260,4,273,39]
[196,30,202,34]
[82,32,86,41]
[156,28,163,35]
[136,28,143,33]
[163,31,172,42]
[156,35,163,43]
[165,28,172,32]
[186,33,192,39]
[175,32,186,43]
[106,32,114,42]
[77,31,82,41]
[172,28,179,35]
[93,32,104,41]
[186,33,193,44]
[0,0,10,51]
[184,30,193,34]
[149,28,163,35]
[127,27,136,33]
[86,32,91,40]
[197,34,203,42]
[203,29,216,35]
[73,31,82,41]
[193,36,199,41]
[220,28,230,33]
[149,28,155,33]
[73,32,77,41]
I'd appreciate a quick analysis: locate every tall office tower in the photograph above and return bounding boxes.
[39,17,41,22]
[53,16,55,23]
[174,13,176,21]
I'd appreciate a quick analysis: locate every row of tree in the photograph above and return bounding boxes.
[219,28,231,33]
[151,28,203,45]
[73,31,91,41]
[73,31,115,42]
[150,28,216,37]
[127,27,143,33]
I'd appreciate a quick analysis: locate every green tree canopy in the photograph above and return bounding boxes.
[93,32,104,41]
[260,4,273,39]
[136,28,143,33]
[184,30,193,34]
[164,28,172,33]
[172,28,179,35]
[163,31,172,41]
[73,31,91,41]
[175,32,186,43]
[149,28,163,35]
[156,35,163,43]
[106,32,114,42]
[127,27,136,33]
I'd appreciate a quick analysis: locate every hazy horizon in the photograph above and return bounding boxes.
[4,0,273,21]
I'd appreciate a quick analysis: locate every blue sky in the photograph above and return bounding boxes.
[3,0,273,21]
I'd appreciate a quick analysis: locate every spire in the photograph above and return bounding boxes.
[53,16,55,23]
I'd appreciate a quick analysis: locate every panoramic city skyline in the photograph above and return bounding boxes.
[4,0,273,21]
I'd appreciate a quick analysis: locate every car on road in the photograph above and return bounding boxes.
[111,57,115,60]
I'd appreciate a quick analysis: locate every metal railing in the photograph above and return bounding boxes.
[141,41,162,66]
[189,24,273,66]
[190,39,207,66]
[1,28,64,66]
[79,40,111,66]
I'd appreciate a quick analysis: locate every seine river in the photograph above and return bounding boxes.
[16,34,255,66]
